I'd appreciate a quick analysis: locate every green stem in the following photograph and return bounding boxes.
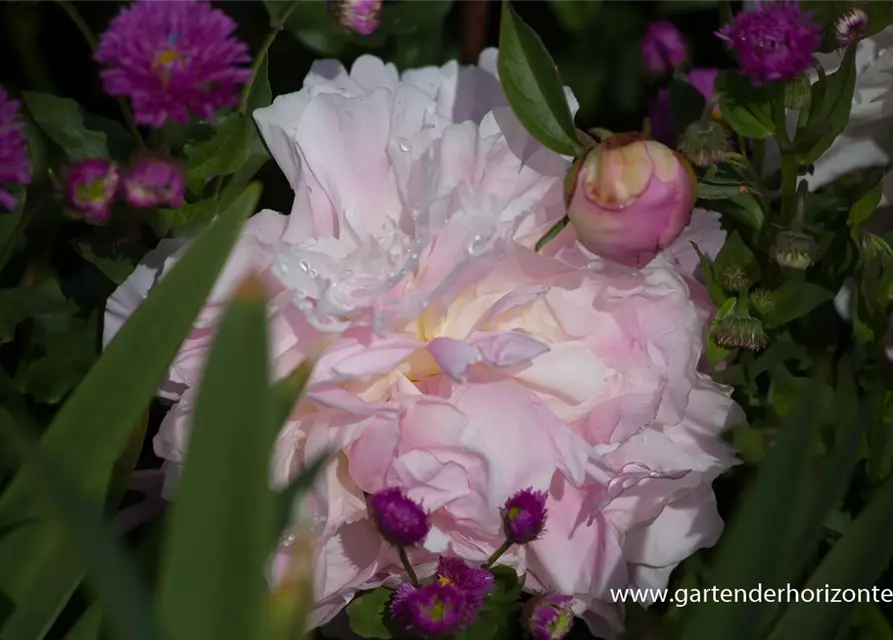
[239,0,303,114]
[55,0,145,148]
[398,547,419,587]
[535,216,568,252]
[809,59,826,122]
[774,97,798,223]
[485,539,513,569]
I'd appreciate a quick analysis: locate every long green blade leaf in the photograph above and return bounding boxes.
[157,275,280,640]
[0,184,261,636]
[767,475,893,640]
[680,379,829,640]
[0,421,157,640]
[498,0,584,157]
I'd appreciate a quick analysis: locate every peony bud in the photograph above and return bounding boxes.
[678,119,729,167]
[836,8,869,46]
[772,230,816,270]
[784,74,812,111]
[327,0,382,36]
[641,20,688,74]
[525,594,575,640]
[65,158,120,225]
[369,487,430,547]
[749,289,775,319]
[567,134,696,268]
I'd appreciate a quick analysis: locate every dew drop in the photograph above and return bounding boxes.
[395,137,413,153]
[308,268,319,278]
[298,260,310,272]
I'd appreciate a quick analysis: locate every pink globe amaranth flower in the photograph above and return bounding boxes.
[327,0,382,36]
[649,67,720,147]
[526,594,575,640]
[502,488,548,544]
[717,1,822,85]
[95,0,252,128]
[66,159,121,225]
[567,133,697,268]
[403,582,466,637]
[124,158,185,209]
[0,87,31,211]
[435,556,495,619]
[103,50,740,639]
[641,20,688,74]
[369,487,430,547]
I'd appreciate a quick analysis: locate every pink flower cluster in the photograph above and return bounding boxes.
[104,50,740,638]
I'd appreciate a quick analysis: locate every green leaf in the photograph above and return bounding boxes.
[0,419,158,640]
[0,185,261,635]
[0,287,76,344]
[74,239,140,286]
[488,566,525,606]
[155,199,219,238]
[747,340,811,379]
[157,275,275,640]
[679,379,831,640]
[731,425,766,464]
[267,0,351,56]
[346,588,394,640]
[691,242,726,306]
[497,1,584,157]
[15,313,98,405]
[670,73,707,134]
[0,204,25,273]
[716,72,775,139]
[848,181,883,227]
[767,473,893,640]
[764,281,834,329]
[697,183,752,200]
[184,113,256,186]
[713,231,760,290]
[21,92,107,161]
[868,393,893,486]
[548,0,602,33]
[799,45,857,164]
[66,602,102,640]
[707,297,736,367]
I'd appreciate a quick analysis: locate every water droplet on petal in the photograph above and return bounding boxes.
[395,137,412,153]
[298,260,310,272]
[308,269,319,278]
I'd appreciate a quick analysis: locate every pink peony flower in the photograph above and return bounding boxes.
[104,50,740,638]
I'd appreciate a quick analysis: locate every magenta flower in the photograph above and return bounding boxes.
[434,556,495,620]
[124,158,185,209]
[369,487,430,547]
[95,0,252,128]
[525,594,575,640]
[403,583,465,637]
[641,20,688,74]
[835,8,869,46]
[717,1,821,85]
[501,488,548,544]
[0,88,31,211]
[327,0,382,36]
[66,159,120,225]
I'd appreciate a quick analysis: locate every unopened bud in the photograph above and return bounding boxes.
[65,159,121,225]
[721,264,752,293]
[784,74,812,111]
[773,230,816,270]
[566,133,696,268]
[749,289,775,318]
[678,119,728,167]
[835,8,869,46]
[712,308,768,351]
[641,20,688,74]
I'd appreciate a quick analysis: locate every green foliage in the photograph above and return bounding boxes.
[716,73,776,140]
[21,92,108,161]
[347,588,394,639]
[497,1,585,157]
[797,46,857,164]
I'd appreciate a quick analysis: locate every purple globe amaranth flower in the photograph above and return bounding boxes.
[566,133,696,268]
[327,0,382,36]
[434,556,495,620]
[95,0,252,127]
[0,87,31,211]
[525,594,575,640]
[66,159,121,225]
[649,68,720,147]
[717,1,822,85]
[403,583,465,637]
[124,158,185,209]
[501,488,548,544]
[641,20,688,74]
[369,487,430,547]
